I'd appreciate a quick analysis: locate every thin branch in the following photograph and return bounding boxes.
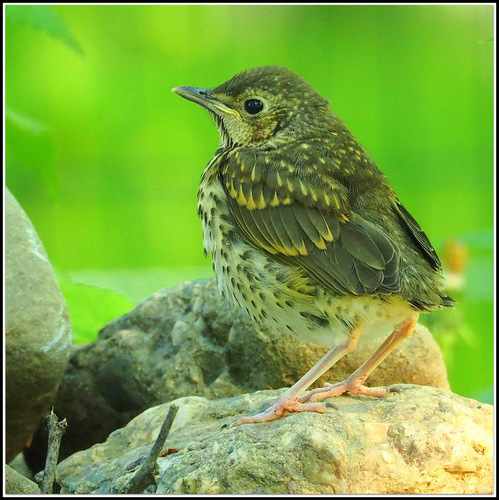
[113,404,179,494]
[40,408,67,494]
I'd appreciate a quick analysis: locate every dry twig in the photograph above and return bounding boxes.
[112,404,179,494]
[40,408,67,494]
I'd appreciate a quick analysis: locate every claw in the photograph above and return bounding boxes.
[389,387,402,396]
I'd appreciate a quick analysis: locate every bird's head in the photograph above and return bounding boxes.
[173,65,339,148]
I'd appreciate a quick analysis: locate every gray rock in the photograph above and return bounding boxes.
[5,465,40,494]
[8,452,35,481]
[56,386,493,494]
[26,278,449,469]
[5,189,72,462]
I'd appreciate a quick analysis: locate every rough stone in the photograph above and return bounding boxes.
[5,189,72,462]
[5,465,40,495]
[25,278,449,471]
[56,385,493,494]
[8,452,35,481]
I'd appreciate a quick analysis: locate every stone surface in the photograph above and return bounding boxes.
[8,453,35,482]
[25,278,449,471]
[56,385,493,494]
[5,189,72,462]
[5,465,40,495]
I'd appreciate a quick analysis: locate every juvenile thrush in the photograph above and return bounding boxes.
[173,65,453,427]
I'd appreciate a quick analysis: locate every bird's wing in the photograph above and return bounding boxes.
[393,200,442,271]
[220,143,400,296]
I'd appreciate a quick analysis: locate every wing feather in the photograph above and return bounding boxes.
[278,205,307,250]
[395,201,441,270]
[221,143,402,296]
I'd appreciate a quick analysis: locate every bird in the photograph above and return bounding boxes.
[173,65,453,427]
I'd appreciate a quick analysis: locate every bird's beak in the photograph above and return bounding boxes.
[172,86,243,122]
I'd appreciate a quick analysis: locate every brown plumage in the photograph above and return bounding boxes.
[173,65,452,426]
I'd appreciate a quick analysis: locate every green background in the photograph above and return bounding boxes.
[5,5,494,403]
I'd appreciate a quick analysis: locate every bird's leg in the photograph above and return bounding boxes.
[226,325,362,427]
[300,312,419,404]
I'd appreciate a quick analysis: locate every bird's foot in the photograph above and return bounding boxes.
[224,394,328,428]
[299,376,400,404]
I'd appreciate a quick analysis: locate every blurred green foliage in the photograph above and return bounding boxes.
[5,5,494,402]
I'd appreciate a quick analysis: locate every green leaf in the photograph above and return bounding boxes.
[6,106,49,135]
[6,107,59,200]
[56,272,135,344]
[6,5,83,54]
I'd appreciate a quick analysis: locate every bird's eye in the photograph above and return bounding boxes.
[244,99,264,115]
